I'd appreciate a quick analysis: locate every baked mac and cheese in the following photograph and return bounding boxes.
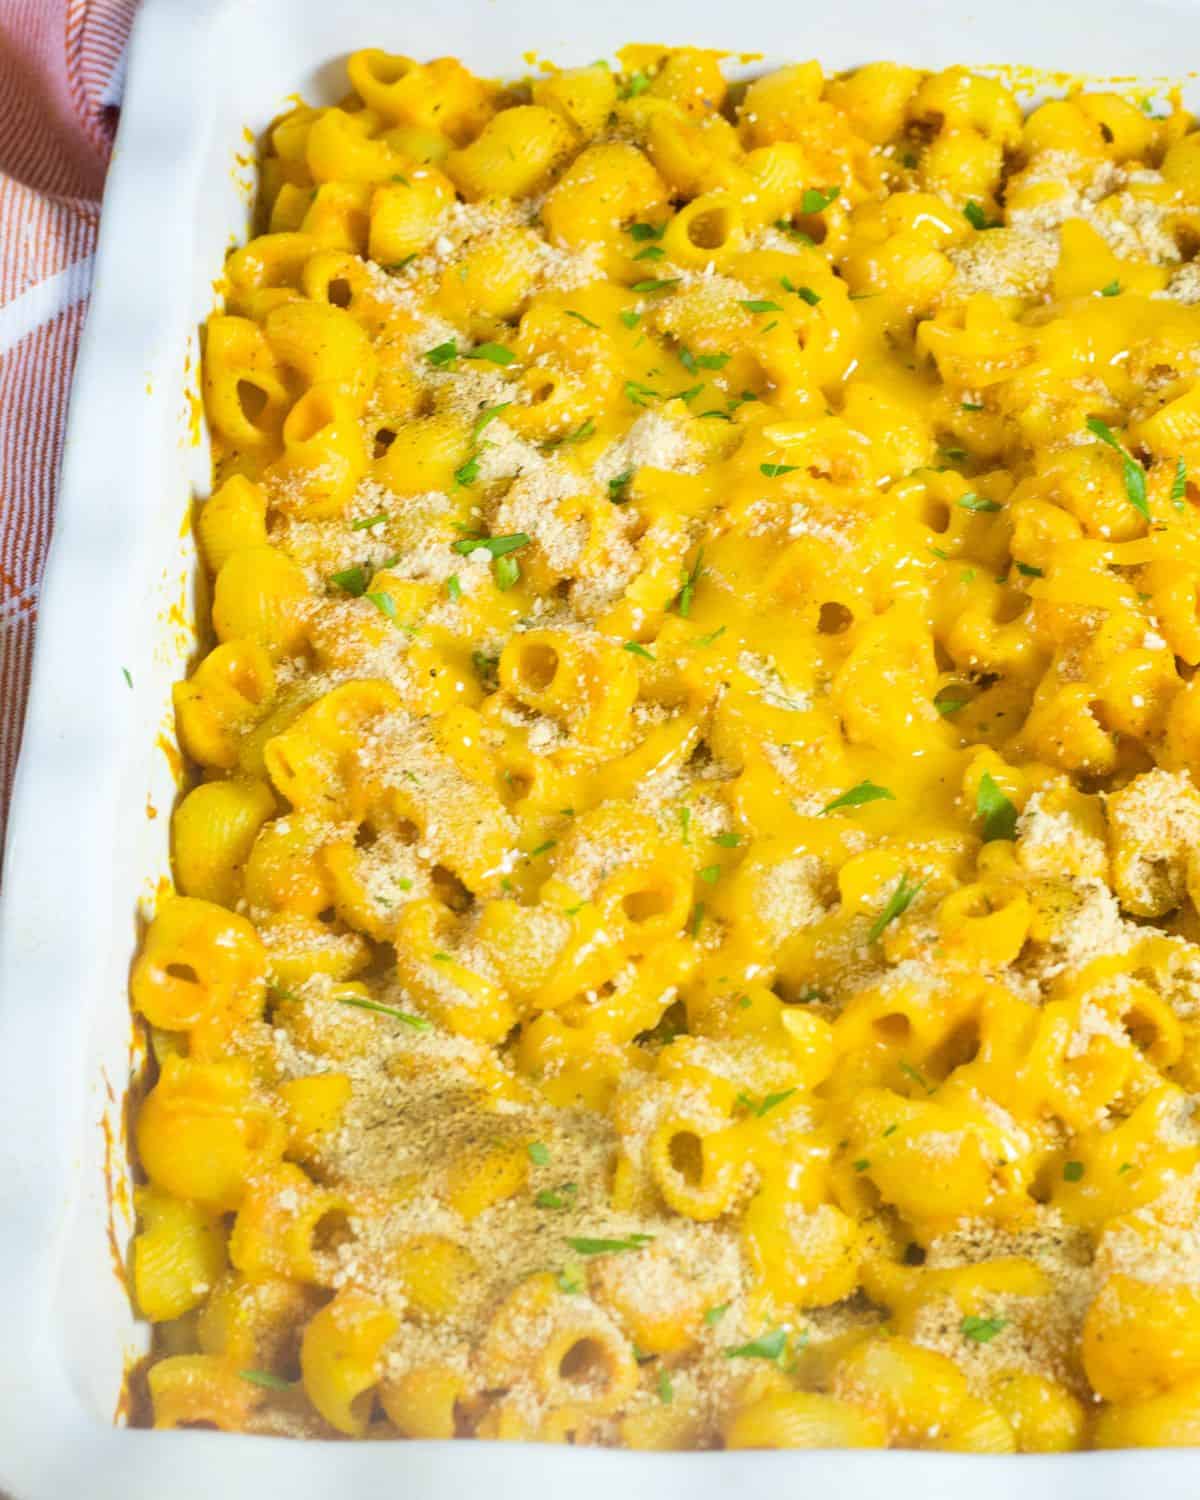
[130,45,1200,1451]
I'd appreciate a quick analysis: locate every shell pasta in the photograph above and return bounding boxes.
[130,44,1200,1451]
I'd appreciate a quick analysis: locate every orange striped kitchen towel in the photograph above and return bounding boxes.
[0,0,137,863]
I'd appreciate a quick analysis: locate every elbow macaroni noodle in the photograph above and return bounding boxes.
[131,43,1200,1450]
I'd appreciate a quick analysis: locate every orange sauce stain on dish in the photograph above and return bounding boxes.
[155,733,185,786]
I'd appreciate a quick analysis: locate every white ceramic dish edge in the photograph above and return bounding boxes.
[3,0,1200,1494]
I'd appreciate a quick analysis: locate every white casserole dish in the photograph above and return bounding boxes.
[2,0,1200,1493]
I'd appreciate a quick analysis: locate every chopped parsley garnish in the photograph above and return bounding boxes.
[961,1315,1007,1344]
[634,245,666,262]
[565,309,600,328]
[425,339,458,368]
[536,1183,577,1210]
[385,253,418,272]
[781,276,821,305]
[1086,416,1150,520]
[724,1328,788,1362]
[800,186,839,213]
[675,548,704,616]
[713,831,741,847]
[528,840,557,858]
[1172,456,1188,511]
[608,469,634,502]
[465,342,516,366]
[961,401,985,412]
[1099,279,1122,297]
[963,200,999,230]
[935,690,969,717]
[868,873,924,943]
[451,532,530,558]
[852,1158,870,1172]
[619,309,642,329]
[629,221,665,242]
[694,624,727,647]
[367,589,397,621]
[689,902,705,937]
[622,70,652,98]
[239,1370,296,1391]
[624,379,661,406]
[1016,562,1043,578]
[623,640,655,660]
[976,771,1018,842]
[528,1142,550,1166]
[704,1303,729,1326]
[679,806,691,843]
[332,994,430,1029]
[737,1088,797,1118]
[740,299,783,314]
[557,1266,584,1294]
[329,565,368,597]
[446,574,462,601]
[760,461,799,478]
[351,511,387,531]
[822,780,894,814]
[121,667,133,688]
[657,1368,674,1405]
[630,277,679,294]
[454,455,481,487]
[472,401,511,440]
[566,1234,655,1256]
[900,1060,935,1094]
[700,864,721,884]
[1063,1160,1085,1182]
[957,493,1002,513]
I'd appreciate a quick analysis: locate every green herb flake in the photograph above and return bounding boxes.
[1063,1160,1085,1183]
[528,840,557,858]
[566,1234,655,1256]
[675,548,704,616]
[608,469,634,502]
[957,493,1002,513]
[724,1328,788,1362]
[1172,456,1188,512]
[367,590,397,621]
[536,1184,578,1210]
[822,780,895,814]
[657,1368,674,1405]
[454,455,481,487]
[557,1266,584,1294]
[961,1315,1007,1344]
[963,200,998,230]
[704,1303,729,1326]
[472,402,512,441]
[446,574,462,601]
[760,461,800,478]
[1099,279,1122,297]
[679,805,691,844]
[961,401,985,412]
[528,1142,551,1166]
[976,771,1018,842]
[1086,416,1150,520]
[239,1370,295,1391]
[623,640,655,661]
[781,276,821,305]
[694,624,727,647]
[634,245,666,262]
[351,511,387,531]
[868,873,925,944]
[713,831,741,847]
[852,1158,870,1173]
[630,278,679,294]
[121,667,133,689]
[332,994,430,1030]
[689,902,705,937]
[619,309,642,329]
[900,1060,935,1095]
[622,70,652,98]
[740,299,783,314]
[565,309,601,329]
[800,186,839,214]
[329,565,368,597]
[699,864,721,884]
[1016,562,1043,578]
[452,532,530,558]
[629,221,665,242]
[466,342,516,366]
[425,339,458,368]
[624,379,661,406]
